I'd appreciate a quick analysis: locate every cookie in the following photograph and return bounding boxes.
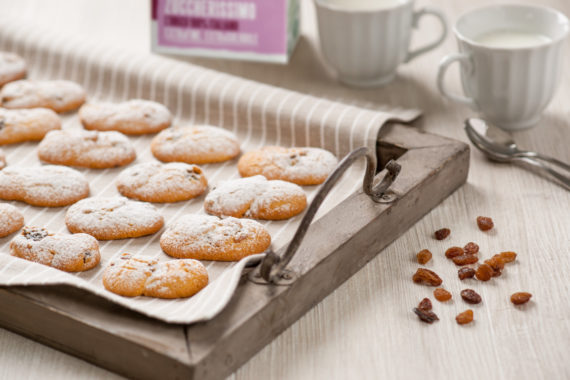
[0,107,61,145]
[79,99,172,135]
[10,226,100,272]
[65,196,164,240]
[204,175,307,220]
[102,252,208,299]
[0,148,5,169]
[0,80,86,113]
[0,203,24,237]
[116,162,208,203]
[0,165,89,207]
[0,52,26,88]
[151,125,240,164]
[37,129,136,169]
[238,146,338,185]
[160,214,271,261]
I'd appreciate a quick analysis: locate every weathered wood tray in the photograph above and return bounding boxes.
[0,123,469,379]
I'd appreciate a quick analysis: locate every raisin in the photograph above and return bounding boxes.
[22,226,49,241]
[511,292,532,305]
[445,246,464,259]
[475,264,493,281]
[477,216,494,231]
[458,267,476,280]
[484,254,505,272]
[433,288,452,302]
[412,268,443,286]
[416,249,432,265]
[413,308,439,323]
[500,251,517,263]
[464,242,479,254]
[456,309,474,325]
[452,254,479,266]
[434,228,450,240]
[460,289,482,304]
[418,298,432,311]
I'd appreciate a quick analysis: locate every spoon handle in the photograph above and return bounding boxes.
[516,152,570,173]
[513,157,570,191]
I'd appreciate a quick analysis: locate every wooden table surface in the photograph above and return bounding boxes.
[1,0,569,379]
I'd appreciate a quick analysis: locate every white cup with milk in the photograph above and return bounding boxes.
[437,4,569,130]
[314,0,448,87]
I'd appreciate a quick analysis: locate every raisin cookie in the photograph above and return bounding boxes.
[151,125,240,164]
[0,148,6,169]
[0,107,61,145]
[160,214,271,261]
[116,162,207,203]
[0,203,24,237]
[0,80,86,113]
[0,52,26,88]
[238,146,338,185]
[204,175,306,220]
[10,226,100,272]
[79,99,172,135]
[102,252,208,298]
[65,196,164,240]
[0,165,89,207]
[38,129,136,169]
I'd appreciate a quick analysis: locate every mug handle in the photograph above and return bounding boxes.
[436,53,477,109]
[406,7,448,63]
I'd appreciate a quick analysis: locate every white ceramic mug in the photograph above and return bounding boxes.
[314,0,448,87]
[437,4,569,130]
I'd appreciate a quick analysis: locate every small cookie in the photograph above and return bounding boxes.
[0,80,86,113]
[65,196,164,240]
[10,226,100,272]
[204,175,306,220]
[0,52,26,88]
[38,129,136,169]
[0,148,6,169]
[0,203,24,237]
[0,107,61,145]
[151,125,240,164]
[160,214,271,261]
[79,99,172,135]
[116,162,208,203]
[238,146,338,185]
[102,252,208,298]
[0,165,89,207]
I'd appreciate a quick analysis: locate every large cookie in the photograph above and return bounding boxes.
[65,197,165,240]
[79,99,172,135]
[102,252,209,298]
[10,226,100,272]
[0,148,5,169]
[0,52,26,88]
[160,214,271,261]
[0,108,61,145]
[38,129,136,169]
[0,203,24,237]
[0,80,86,113]
[0,165,89,207]
[204,175,307,220]
[238,146,338,185]
[116,162,208,203]
[151,125,240,164]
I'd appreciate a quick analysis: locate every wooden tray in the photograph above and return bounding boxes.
[0,123,469,379]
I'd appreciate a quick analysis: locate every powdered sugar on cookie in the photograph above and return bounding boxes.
[0,203,24,237]
[0,108,61,145]
[0,148,5,169]
[0,80,86,113]
[0,52,26,87]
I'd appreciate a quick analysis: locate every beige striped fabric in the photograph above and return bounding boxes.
[0,19,421,324]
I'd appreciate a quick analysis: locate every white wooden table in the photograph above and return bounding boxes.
[0,0,569,379]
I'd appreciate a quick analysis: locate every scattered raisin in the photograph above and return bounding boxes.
[458,267,476,280]
[475,264,493,281]
[433,288,452,302]
[460,289,482,304]
[434,228,450,240]
[511,292,532,305]
[484,254,505,272]
[477,216,494,231]
[413,308,439,323]
[500,251,517,263]
[456,309,474,325]
[418,298,432,311]
[412,268,443,286]
[464,242,479,254]
[452,254,479,266]
[416,249,432,265]
[22,226,49,241]
[445,246,464,259]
